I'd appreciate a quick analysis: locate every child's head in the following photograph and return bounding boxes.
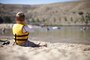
[16,12,25,22]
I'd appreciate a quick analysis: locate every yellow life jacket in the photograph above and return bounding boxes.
[12,24,29,45]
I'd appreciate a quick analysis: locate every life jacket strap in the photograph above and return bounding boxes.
[14,38,27,41]
[14,34,28,45]
[14,34,29,37]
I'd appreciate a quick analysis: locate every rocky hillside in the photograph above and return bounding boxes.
[0,0,90,25]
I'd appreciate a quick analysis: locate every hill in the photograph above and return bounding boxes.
[0,0,90,25]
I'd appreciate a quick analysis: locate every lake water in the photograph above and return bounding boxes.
[0,25,90,44]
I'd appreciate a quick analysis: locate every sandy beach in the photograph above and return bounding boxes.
[0,40,90,60]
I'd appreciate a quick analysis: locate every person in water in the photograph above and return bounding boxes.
[12,12,47,47]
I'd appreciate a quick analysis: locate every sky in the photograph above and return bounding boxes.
[0,0,78,5]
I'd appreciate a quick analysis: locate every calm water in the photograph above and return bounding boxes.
[0,26,90,44]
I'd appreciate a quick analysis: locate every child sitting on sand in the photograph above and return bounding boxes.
[12,12,47,47]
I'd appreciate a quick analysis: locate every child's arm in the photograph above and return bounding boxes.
[23,25,34,33]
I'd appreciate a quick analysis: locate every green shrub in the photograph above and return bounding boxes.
[3,16,12,23]
[64,16,67,21]
[0,16,4,23]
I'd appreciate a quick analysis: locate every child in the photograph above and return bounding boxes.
[12,12,47,47]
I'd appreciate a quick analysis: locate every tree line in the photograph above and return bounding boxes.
[0,16,13,23]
